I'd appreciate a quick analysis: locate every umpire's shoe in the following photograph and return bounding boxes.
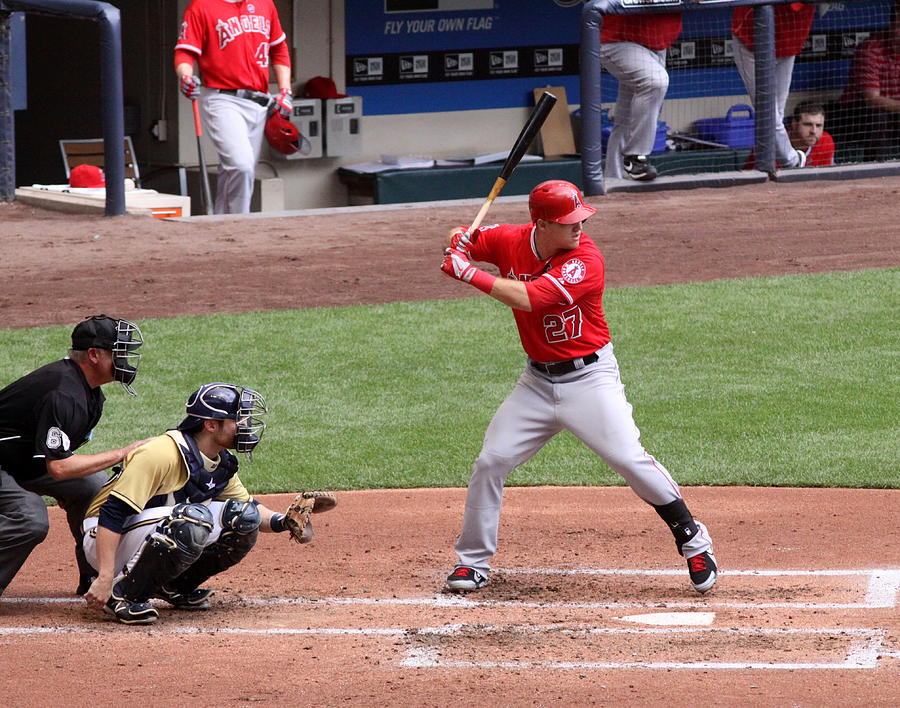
[104,587,159,625]
[445,566,488,592]
[155,586,214,610]
[687,550,718,594]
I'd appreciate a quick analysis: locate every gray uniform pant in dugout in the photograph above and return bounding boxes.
[0,466,106,594]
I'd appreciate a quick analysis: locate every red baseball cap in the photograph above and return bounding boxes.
[302,76,347,100]
[70,164,106,188]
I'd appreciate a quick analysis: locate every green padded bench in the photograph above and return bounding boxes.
[338,150,753,204]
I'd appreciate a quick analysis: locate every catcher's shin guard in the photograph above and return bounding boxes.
[652,498,700,557]
[167,500,261,594]
[117,503,213,602]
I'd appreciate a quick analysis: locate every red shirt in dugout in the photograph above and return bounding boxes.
[176,0,288,93]
[841,32,900,102]
[600,13,683,51]
[744,130,835,169]
[732,3,815,58]
[467,223,611,363]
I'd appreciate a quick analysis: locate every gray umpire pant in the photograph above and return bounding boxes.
[0,466,106,595]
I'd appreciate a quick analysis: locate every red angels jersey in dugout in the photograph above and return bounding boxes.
[176,0,287,92]
[467,223,611,363]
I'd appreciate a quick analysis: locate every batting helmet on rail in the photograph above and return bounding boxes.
[529,180,596,224]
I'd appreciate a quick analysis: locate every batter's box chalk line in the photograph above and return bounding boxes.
[399,625,889,672]
[3,569,897,611]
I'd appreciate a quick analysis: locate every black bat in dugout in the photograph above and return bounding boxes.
[192,100,214,216]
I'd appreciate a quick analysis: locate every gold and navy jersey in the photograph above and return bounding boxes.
[85,430,251,519]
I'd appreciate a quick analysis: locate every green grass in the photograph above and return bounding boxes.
[2,269,897,492]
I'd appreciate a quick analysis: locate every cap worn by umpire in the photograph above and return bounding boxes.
[71,314,120,350]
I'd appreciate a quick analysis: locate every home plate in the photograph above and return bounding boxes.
[617,612,715,626]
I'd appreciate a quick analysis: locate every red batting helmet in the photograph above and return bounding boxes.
[528,180,596,224]
[69,164,105,188]
[265,112,301,155]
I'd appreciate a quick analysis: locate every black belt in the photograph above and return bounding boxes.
[530,352,599,376]
[214,89,272,108]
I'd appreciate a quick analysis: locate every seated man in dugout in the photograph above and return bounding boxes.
[744,101,835,170]
[836,2,900,160]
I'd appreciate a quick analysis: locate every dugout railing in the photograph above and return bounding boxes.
[580,0,900,195]
[0,0,126,215]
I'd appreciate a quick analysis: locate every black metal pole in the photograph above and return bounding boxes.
[753,3,777,176]
[2,0,125,215]
[580,0,607,196]
[0,11,14,202]
[97,3,124,216]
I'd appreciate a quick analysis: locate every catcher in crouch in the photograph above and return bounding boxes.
[82,382,335,625]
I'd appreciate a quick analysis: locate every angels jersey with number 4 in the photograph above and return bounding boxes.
[468,223,611,363]
[176,0,287,92]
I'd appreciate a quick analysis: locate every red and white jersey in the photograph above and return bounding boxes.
[468,223,611,363]
[841,32,900,102]
[732,3,815,58]
[176,0,287,93]
[600,13,683,51]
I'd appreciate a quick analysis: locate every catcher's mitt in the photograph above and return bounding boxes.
[283,491,338,544]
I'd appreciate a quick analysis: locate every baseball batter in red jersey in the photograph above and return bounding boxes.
[175,0,292,214]
[440,181,717,595]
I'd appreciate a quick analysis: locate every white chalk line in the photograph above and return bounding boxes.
[400,626,887,671]
[0,625,406,636]
[4,568,898,610]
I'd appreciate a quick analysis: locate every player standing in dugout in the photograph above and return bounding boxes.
[175,0,293,214]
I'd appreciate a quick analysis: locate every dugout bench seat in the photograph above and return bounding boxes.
[338,149,753,205]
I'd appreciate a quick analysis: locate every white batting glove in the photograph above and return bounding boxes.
[440,248,497,294]
[441,248,477,282]
[273,89,293,118]
[449,227,479,256]
[180,74,201,100]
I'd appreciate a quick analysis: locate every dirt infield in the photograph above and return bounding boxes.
[1,178,899,706]
[1,177,898,329]
[2,489,899,706]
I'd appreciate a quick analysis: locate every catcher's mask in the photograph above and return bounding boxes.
[177,383,268,455]
[528,180,596,225]
[264,112,312,156]
[71,315,143,396]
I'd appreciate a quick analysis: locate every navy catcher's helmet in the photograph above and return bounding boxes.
[71,314,144,396]
[177,383,268,454]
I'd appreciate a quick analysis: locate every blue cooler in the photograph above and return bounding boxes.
[601,120,669,154]
[694,104,755,148]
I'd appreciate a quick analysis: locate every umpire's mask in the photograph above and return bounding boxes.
[72,315,143,396]
[111,318,143,396]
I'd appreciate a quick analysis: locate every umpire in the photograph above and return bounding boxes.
[0,315,150,597]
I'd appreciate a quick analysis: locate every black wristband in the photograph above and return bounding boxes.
[270,513,287,533]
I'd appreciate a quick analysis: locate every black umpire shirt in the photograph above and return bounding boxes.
[0,358,105,481]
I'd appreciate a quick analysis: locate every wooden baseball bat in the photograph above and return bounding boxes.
[192,100,214,215]
[468,90,557,233]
